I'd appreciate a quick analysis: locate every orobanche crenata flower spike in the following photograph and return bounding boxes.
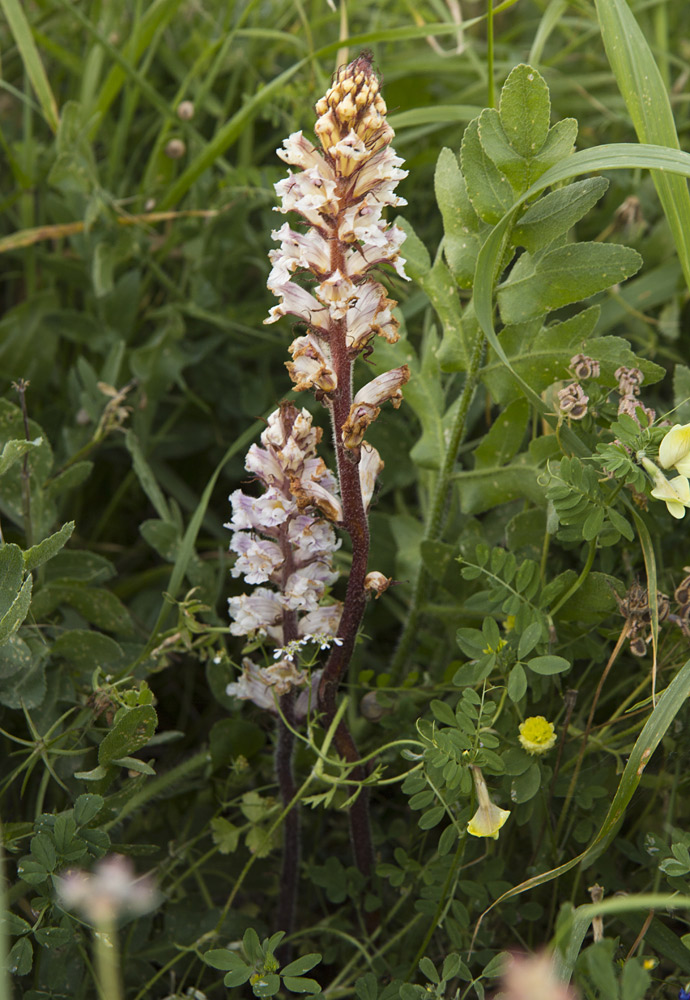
[225,54,410,933]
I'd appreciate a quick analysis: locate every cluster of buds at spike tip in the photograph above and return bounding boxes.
[225,403,348,707]
[265,53,410,460]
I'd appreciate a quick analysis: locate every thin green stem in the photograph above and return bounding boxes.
[390,322,486,678]
[487,0,495,108]
[549,539,596,617]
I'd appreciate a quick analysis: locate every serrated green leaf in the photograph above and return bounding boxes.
[210,817,241,855]
[474,399,529,469]
[499,64,550,161]
[461,118,513,225]
[435,147,482,289]
[0,437,43,478]
[98,705,158,765]
[513,178,609,254]
[478,107,529,194]
[498,243,642,324]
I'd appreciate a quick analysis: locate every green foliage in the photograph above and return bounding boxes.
[2,3,690,999]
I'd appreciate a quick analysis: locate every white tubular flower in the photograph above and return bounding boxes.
[642,456,690,519]
[359,442,384,510]
[266,279,330,332]
[659,423,690,476]
[290,473,344,522]
[266,54,408,354]
[286,334,338,394]
[228,588,284,636]
[230,533,284,584]
[342,366,411,451]
[298,603,343,637]
[345,281,400,352]
[467,766,510,840]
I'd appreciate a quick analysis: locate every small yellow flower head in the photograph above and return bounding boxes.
[659,423,690,477]
[642,456,690,519]
[467,765,510,840]
[519,716,557,755]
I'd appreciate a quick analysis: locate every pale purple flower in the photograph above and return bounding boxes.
[57,855,158,924]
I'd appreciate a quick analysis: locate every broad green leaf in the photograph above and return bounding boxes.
[418,957,439,984]
[498,243,642,324]
[281,954,322,978]
[0,640,45,708]
[110,756,156,775]
[527,655,570,675]
[282,976,323,994]
[531,118,578,174]
[595,0,690,289]
[478,108,528,193]
[0,544,24,616]
[204,949,250,972]
[140,519,181,562]
[458,436,556,515]
[51,630,124,669]
[435,147,482,289]
[98,705,158,765]
[511,762,541,803]
[480,308,599,405]
[397,216,431,278]
[30,833,56,871]
[73,794,105,827]
[461,118,513,225]
[243,927,262,966]
[30,584,133,635]
[0,437,43,478]
[499,64,550,161]
[23,521,74,573]
[474,399,528,469]
[126,431,171,522]
[0,567,32,645]
[513,178,609,254]
[472,143,690,409]
[507,663,527,702]
[7,936,33,976]
[252,972,281,997]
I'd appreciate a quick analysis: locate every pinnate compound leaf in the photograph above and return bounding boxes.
[498,243,642,323]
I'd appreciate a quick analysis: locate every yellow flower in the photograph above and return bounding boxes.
[659,423,690,476]
[519,716,557,755]
[467,766,510,840]
[641,456,690,520]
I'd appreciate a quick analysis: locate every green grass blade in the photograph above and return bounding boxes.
[472,656,690,940]
[595,0,690,290]
[555,893,690,981]
[0,0,59,132]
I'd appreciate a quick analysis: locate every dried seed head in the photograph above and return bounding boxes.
[629,635,648,657]
[569,353,600,381]
[615,365,644,396]
[557,382,589,420]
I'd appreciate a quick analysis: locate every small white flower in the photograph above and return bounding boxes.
[57,855,158,924]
